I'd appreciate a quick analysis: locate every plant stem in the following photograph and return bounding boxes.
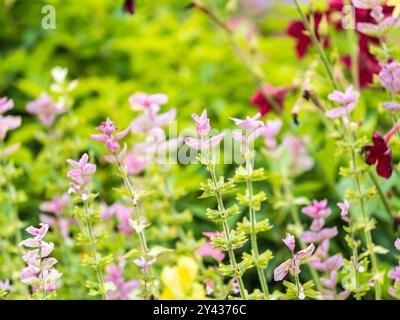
[292,0,339,90]
[244,155,270,299]
[348,220,361,300]
[347,129,381,300]
[83,200,106,300]
[209,164,247,299]
[114,155,154,299]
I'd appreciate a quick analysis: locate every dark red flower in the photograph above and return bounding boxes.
[250,84,290,116]
[123,0,135,14]
[362,124,400,179]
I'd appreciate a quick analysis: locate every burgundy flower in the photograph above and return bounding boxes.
[123,0,135,14]
[362,124,400,179]
[250,84,290,116]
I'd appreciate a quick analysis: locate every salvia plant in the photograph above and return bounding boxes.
[1,0,400,301]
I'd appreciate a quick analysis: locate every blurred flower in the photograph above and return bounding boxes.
[389,266,400,283]
[231,113,263,130]
[124,153,148,175]
[274,237,315,281]
[0,97,21,142]
[123,0,135,14]
[326,86,360,119]
[205,279,214,296]
[99,202,134,235]
[362,123,400,179]
[379,61,400,94]
[133,256,156,273]
[104,259,140,300]
[196,231,225,261]
[301,227,338,244]
[185,132,226,151]
[130,105,176,133]
[39,194,75,240]
[250,84,290,116]
[395,238,400,251]
[66,153,96,200]
[337,199,350,222]
[283,233,296,253]
[388,0,400,17]
[0,280,10,292]
[301,199,332,231]
[26,93,66,127]
[160,256,207,299]
[192,110,211,136]
[91,118,130,153]
[260,119,282,148]
[129,92,168,110]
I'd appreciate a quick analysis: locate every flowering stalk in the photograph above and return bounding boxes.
[67,153,107,299]
[186,110,248,299]
[19,224,61,299]
[91,118,157,299]
[231,114,273,298]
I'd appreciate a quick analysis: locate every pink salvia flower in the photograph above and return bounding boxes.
[124,153,148,175]
[301,199,332,231]
[129,92,168,110]
[91,118,130,153]
[395,238,400,251]
[26,93,66,127]
[192,110,211,136]
[130,105,176,133]
[185,132,226,151]
[338,200,351,222]
[104,259,140,300]
[196,231,225,261]
[379,61,400,94]
[0,279,10,292]
[133,256,157,273]
[326,86,360,119]
[0,96,21,142]
[231,113,263,130]
[66,153,96,200]
[19,224,61,294]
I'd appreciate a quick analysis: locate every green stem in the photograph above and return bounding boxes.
[245,155,270,299]
[83,200,106,300]
[292,0,339,90]
[114,155,155,299]
[347,130,381,300]
[209,165,247,299]
[348,221,361,300]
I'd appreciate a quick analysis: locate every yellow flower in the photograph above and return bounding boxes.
[160,256,208,300]
[388,0,400,17]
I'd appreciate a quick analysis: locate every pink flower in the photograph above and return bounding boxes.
[338,200,350,222]
[0,97,21,142]
[129,92,168,109]
[274,242,315,281]
[91,118,130,153]
[185,132,226,151]
[388,266,400,283]
[0,96,14,113]
[260,119,282,148]
[26,93,66,127]
[231,113,263,130]
[100,203,134,235]
[383,101,400,111]
[0,279,10,292]
[379,61,400,94]
[301,199,332,231]
[300,227,338,244]
[326,86,360,119]
[283,233,296,252]
[133,256,156,273]
[66,153,96,200]
[205,279,214,296]
[19,224,60,293]
[192,110,211,136]
[104,260,140,300]
[130,105,176,133]
[196,231,225,261]
[124,153,148,175]
[309,253,343,273]
[39,194,75,240]
[395,238,400,251]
